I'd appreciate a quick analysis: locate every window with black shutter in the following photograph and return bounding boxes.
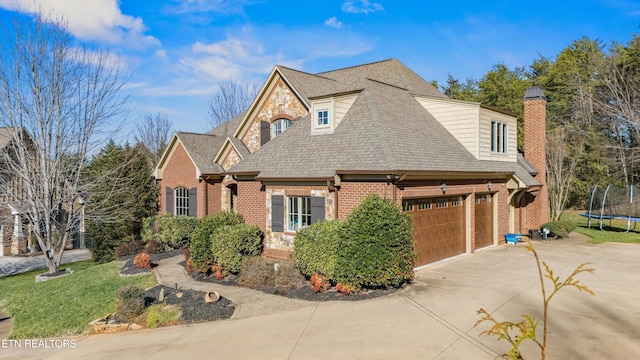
[165,187,174,215]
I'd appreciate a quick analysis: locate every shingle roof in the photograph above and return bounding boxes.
[175,132,225,175]
[228,78,536,180]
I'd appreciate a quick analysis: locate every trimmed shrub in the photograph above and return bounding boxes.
[115,240,144,259]
[116,285,145,322]
[336,282,355,297]
[155,215,197,250]
[210,224,263,274]
[335,194,415,290]
[144,239,162,254]
[294,220,342,280]
[134,253,151,269]
[190,212,245,272]
[542,220,576,238]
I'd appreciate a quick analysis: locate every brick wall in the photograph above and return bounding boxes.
[158,143,200,217]
[337,182,398,220]
[524,96,549,229]
[237,181,266,233]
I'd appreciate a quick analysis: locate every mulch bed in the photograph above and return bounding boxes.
[183,260,400,302]
[119,250,182,276]
[144,285,235,323]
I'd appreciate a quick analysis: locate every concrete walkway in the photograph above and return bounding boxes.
[2,235,640,359]
[153,255,315,319]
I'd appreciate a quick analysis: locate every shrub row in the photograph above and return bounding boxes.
[190,212,244,271]
[141,215,197,251]
[294,194,415,291]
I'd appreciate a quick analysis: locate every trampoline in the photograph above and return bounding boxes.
[580,184,640,231]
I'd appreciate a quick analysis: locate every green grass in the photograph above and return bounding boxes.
[560,210,640,244]
[0,260,156,339]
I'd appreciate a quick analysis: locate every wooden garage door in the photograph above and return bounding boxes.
[403,196,466,266]
[475,193,493,249]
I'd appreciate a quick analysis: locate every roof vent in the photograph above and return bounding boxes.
[524,86,546,100]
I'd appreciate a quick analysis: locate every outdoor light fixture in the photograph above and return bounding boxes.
[440,183,447,193]
[487,182,492,191]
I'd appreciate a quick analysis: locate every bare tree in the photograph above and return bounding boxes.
[133,113,172,167]
[592,45,640,186]
[207,78,255,128]
[547,127,582,220]
[0,13,129,274]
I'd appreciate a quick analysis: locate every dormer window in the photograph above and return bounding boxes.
[271,118,291,138]
[317,110,329,127]
[491,120,508,154]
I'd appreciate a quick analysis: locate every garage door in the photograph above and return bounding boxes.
[474,193,494,249]
[403,196,466,266]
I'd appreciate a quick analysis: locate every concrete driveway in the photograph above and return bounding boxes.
[2,235,639,359]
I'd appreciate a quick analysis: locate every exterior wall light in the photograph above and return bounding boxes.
[440,183,447,193]
[487,182,492,191]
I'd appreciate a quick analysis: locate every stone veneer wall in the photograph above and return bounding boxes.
[263,186,335,257]
[241,77,308,153]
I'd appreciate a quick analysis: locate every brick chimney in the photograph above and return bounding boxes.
[523,86,549,227]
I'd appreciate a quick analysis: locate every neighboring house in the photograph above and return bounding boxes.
[154,59,548,266]
[0,127,85,256]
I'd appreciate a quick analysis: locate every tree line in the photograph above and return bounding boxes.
[436,34,640,220]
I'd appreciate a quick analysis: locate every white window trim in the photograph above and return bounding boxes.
[287,196,311,232]
[271,118,291,138]
[175,187,189,216]
[316,109,330,128]
[491,121,508,154]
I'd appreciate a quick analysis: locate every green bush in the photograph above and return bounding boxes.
[335,194,415,290]
[210,224,263,274]
[294,220,342,280]
[154,215,197,250]
[190,212,245,271]
[115,285,145,322]
[542,220,576,238]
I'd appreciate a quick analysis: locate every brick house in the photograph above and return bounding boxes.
[154,59,548,267]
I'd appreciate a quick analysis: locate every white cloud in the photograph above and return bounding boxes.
[168,0,253,14]
[342,0,384,14]
[0,0,160,49]
[324,16,343,29]
[155,49,168,59]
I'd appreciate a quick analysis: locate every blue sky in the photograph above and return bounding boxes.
[0,0,638,136]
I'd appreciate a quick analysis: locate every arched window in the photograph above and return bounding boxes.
[175,187,189,216]
[271,118,292,138]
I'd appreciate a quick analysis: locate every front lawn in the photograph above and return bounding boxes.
[0,260,156,339]
[560,210,640,244]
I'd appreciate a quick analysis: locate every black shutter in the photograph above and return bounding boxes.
[311,196,325,224]
[188,187,197,217]
[165,187,174,215]
[272,195,284,232]
[260,121,270,146]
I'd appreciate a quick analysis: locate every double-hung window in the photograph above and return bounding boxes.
[287,196,311,231]
[491,121,508,154]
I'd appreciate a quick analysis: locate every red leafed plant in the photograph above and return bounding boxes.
[310,273,330,293]
[336,282,355,296]
[185,258,194,273]
[212,264,228,280]
[133,253,151,269]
